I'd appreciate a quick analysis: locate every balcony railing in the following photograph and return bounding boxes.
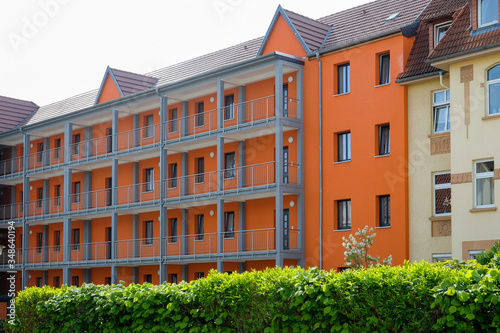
[0,156,24,176]
[1,228,298,266]
[0,248,22,266]
[28,197,64,218]
[28,146,64,170]
[165,108,218,141]
[165,171,218,198]
[69,136,112,162]
[0,203,23,221]
[116,123,161,151]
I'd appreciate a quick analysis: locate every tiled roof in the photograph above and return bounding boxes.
[0,96,38,133]
[397,22,442,80]
[418,0,467,22]
[429,5,500,61]
[282,8,331,52]
[317,0,430,51]
[109,68,158,96]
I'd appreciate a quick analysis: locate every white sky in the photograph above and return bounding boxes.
[0,0,373,106]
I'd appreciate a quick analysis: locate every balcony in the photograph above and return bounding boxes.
[0,228,299,268]
[0,203,23,223]
[28,146,64,172]
[0,156,24,179]
[165,108,218,141]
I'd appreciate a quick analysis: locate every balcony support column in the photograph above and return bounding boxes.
[132,162,139,203]
[43,225,49,263]
[63,266,71,286]
[275,61,284,119]
[111,265,117,285]
[238,141,245,188]
[274,63,285,268]
[133,114,139,148]
[238,85,246,125]
[11,185,16,219]
[217,198,224,256]
[111,158,118,206]
[83,220,91,261]
[63,167,72,212]
[181,101,188,137]
[83,269,91,284]
[217,78,225,130]
[238,202,246,253]
[11,146,17,173]
[217,260,224,273]
[84,171,92,209]
[43,179,49,215]
[217,135,224,192]
[64,122,72,164]
[160,95,167,144]
[160,148,168,276]
[63,217,72,264]
[296,67,304,119]
[111,212,118,261]
[159,263,167,284]
[22,222,29,268]
[275,188,284,268]
[43,137,50,167]
[22,134,30,219]
[112,109,119,152]
[132,214,139,258]
[181,153,188,196]
[181,209,188,255]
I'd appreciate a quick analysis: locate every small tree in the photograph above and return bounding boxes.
[342,225,392,270]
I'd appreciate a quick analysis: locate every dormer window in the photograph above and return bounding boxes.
[434,21,451,46]
[479,0,499,27]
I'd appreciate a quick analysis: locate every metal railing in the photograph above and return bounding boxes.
[27,197,64,218]
[0,156,24,176]
[0,248,22,265]
[116,123,161,151]
[28,146,64,170]
[165,108,217,141]
[0,203,23,221]
[165,171,218,198]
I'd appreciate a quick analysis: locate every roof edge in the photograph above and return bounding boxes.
[427,42,500,64]
[94,66,125,105]
[396,70,444,84]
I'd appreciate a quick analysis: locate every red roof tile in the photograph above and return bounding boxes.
[282,8,331,52]
[109,68,158,96]
[0,96,38,133]
[419,0,468,22]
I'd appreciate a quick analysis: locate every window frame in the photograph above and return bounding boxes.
[378,53,391,86]
[36,232,43,253]
[469,250,485,260]
[432,253,452,263]
[224,94,235,121]
[73,181,81,204]
[378,124,390,156]
[474,160,495,208]
[73,134,81,156]
[196,214,204,241]
[55,138,61,160]
[434,21,452,46]
[169,218,177,243]
[337,63,350,95]
[37,142,44,163]
[55,184,61,206]
[54,230,61,252]
[145,168,154,192]
[196,102,204,127]
[224,211,235,239]
[337,131,351,162]
[72,228,80,251]
[479,0,499,27]
[378,195,391,227]
[169,108,178,133]
[144,115,154,138]
[144,220,153,245]
[487,64,500,116]
[224,152,236,179]
[196,157,205,184]
[168,163,178,189]
[433,89,451,133]
[337,199,351,230]
[433,172,452,216]
[37,187,43,208]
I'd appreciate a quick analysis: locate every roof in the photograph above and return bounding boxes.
[418,0,467,22]
[317,0,430,51]
[108,67,158,96]
[429,5,500,61]
[0,96,39,133]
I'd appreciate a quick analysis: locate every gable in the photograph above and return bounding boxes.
[261,14,309,57]
[96,73,123,104]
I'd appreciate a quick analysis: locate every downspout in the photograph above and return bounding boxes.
[315,52,323,270]
[439,71,449,89]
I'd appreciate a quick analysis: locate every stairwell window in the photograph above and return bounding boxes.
[37,187,43,208]
[337,132,351,162]
[487,64,500,115]
[378,124,390,156]
[55,184,61,206]
[479,0,498,27]
[145,168,154,192]
[36,232,43,253]
[144,115,154,138]
[337,63,350,95]
[433,90,450,133]
[337,199,351,230]
[379,53,390,85]
[434,172,452,215]
[475,160,495,208]
[378,195,391,227]
[54,230,60,252]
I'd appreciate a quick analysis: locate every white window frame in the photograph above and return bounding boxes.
[434,21,451,46]
[474,159,495,208]
[433,90,450,133]
[487,65,500,115]
[337,132,351,162]
[432,253,452,263]
[378,124,390,156]
[469,250,484,260]
[337,199,351,230]
[479,0,499,27]
[378,53,390,86]
[337,63,350,95]
[433,171,451,216]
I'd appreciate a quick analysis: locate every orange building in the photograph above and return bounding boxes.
[0,0,430,305]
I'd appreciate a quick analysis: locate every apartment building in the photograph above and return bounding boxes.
[399,0,500,261]
[0,0,433,313]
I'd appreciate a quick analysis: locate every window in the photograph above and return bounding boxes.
[38,142,44,163]
[73,181,81,203]
[487,64,500,115]
[433,253,452,263]
[106,128,112,153]
[196,272,204,279]
[144,274,152,284]
[55,138,61,159]
[54,230,61,252]
[37,277,43,287]
[145,168,154,192]
[144,220,153,245]
[337,132,351,162]
[54,276,60,288]
[169,218,177,243]
[433,172,451,216]
[224,211,235,238]
[379,53,390,85]
[337,63,350,94]
[224,152,236,179]
[72,228,80,251]
[434,22,451,46]
[169,108,178,133]
[433,90,450,133]
[37,187,43,208]
[144,115,154,138]
[196,158,204,183]
[170,274,178,284]
[105,178,112,206]
[196,102,204,127]
[36,232,43,253]
[479,0,498,27]
[73,134,81,155]
[72,276,79,287]
[475,160,495,207]
[378,124,390,156]
[105,277,112,285]
[224,94,235,120]
[469,250,485,260]
[168,163,177,188]
[379,195,391,227]
[337,199,351,230]
[55,185,61,206]
[196,214,204,241]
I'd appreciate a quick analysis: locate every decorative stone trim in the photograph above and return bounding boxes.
[495,169,500,180]
[469,207,497,213]
[451,172,472,184]
[432,220,451,237]
[430,135,450,155]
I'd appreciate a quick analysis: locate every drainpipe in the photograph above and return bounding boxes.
[315,52,323,270]
[439,71,449,89]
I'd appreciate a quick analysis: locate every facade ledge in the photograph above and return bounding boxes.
[469,207,497,213]
[428,132,450,139]
[428,215,451,222]
[482,113,500,121]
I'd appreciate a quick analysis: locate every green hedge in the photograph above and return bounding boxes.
[5,260,500,332]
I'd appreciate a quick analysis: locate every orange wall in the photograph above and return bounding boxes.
[97,74,122,104]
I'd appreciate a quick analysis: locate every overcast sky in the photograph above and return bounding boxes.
[0,0,373,106]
